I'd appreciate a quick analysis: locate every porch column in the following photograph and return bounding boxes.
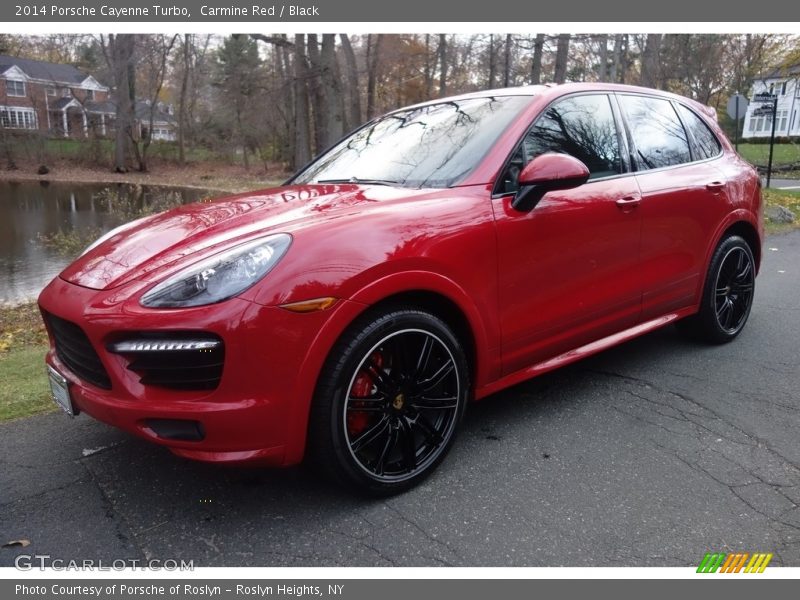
[81,111,88,137]
[62,110,69,137]
[100,113,106,136]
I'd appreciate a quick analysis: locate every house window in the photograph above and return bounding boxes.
[769,83,775,95]
[778,110,788,131]
[6,79,26,97]
[781,81,788,95]
[0,106,37,129]
[748,118,756,132]
[756,117,764,132]
[85,89,94,101]
[62,88,71,98]
[46,86,56,96]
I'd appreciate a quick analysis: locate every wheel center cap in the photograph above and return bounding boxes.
[392,393,405,410]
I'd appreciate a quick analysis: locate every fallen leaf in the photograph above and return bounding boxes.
[2,539,30,548]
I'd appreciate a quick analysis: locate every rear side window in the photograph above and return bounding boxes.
[620,95,691,170]
[676,104,722,160]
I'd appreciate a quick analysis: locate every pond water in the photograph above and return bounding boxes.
[0,181,213,305]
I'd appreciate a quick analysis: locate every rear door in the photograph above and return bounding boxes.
[493,93,644,375]
[617,94,729,320]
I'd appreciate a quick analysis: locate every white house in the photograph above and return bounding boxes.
[742,64,800,139]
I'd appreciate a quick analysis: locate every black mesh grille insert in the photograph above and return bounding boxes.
[110,334,225,391]
[45,313,111,389]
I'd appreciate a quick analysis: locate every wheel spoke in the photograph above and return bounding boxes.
[374,426,399,476]
[364,358,393,394]
[416,361,455,393]
[351,415,390,453]
[410,414,443,447]
[410,396,459,410]
[398,417,418,471]
[347,394,386,412]
[414,336,434,379]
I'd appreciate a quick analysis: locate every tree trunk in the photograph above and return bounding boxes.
[597,34,608,82]
[610,34,622,82]
[178,34,190,165]
[640,34,662,88]
[366,34,383,118]
[554,34,570,84]
[530,33,544,84]
[107,34,136,173]
[306,34,328,152]
[339,34,361,128]
[321,34,345,144]
[438,34,448,97]
[293,33,311,169]
[503,34,512,87]
[488,34,495,88]
[424,34,434,98]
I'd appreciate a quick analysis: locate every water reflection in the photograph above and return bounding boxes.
[0,181,209,305]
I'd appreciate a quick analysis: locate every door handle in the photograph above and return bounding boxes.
[615,196,641,209]
[706,181,725,191]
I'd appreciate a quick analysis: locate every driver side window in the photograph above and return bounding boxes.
[499,94,623,194]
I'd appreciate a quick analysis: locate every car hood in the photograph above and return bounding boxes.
[60,183,428,290]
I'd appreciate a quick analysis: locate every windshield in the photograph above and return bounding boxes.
[291,95,532,188]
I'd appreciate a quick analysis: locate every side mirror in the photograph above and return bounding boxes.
[511,153,590,212]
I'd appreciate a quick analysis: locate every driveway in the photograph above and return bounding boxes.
[2,231,799,568]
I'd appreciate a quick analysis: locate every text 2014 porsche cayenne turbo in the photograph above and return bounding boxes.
[39,83,762,494]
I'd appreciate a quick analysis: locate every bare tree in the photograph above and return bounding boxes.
[640,34,662,88]
[554,34,570,83]
[438,34,449,96]
[597,35,608,82]
[366,34,384,118]
[339,34,362,128]
[100,33,136,173]
[293,34,312,168]
[531,33,545,84]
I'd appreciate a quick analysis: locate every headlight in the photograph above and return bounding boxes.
[140,233,292,308]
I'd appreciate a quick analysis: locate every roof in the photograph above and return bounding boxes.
[0,54,104,87]
[81,99,176,124]
[761,64,800,80]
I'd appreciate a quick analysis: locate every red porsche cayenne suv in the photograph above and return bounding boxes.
[39,83,762,494]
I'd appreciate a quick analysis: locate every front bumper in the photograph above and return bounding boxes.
[38,275,364,466]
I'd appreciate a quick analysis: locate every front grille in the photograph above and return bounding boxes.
[45,313,112,389]
[109,334,225,391]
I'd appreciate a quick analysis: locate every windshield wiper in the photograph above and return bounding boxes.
[317,177,401,186]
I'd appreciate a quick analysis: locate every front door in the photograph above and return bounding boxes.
[493,93,643,375]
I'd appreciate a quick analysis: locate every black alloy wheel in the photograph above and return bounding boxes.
[309,309,469,495]
[679,234,756,344]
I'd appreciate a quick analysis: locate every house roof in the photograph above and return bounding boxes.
[762,63,800,80]
[0,54,106,88]
[82,98,176,125]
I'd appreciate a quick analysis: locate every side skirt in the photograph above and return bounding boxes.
[474,307,696,400]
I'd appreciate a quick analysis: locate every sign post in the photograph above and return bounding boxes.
[766,96,778,188]
[750,92,778,187]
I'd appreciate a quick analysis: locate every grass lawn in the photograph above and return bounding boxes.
[0,303,52,422]
[764,188,800,234]
[737,143,800,169]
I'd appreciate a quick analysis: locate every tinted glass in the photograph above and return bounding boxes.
[677,104,722,160]
[525,94,622,180]
[498,94,622,193]
[621,95,691,170]
[292,95,531,188]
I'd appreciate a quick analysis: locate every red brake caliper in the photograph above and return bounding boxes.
[347,352,383,437]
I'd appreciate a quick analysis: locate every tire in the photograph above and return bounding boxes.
[679,235,756,344]
[308,308,470,496]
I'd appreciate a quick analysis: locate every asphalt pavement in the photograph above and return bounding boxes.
[2,231,799,567]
